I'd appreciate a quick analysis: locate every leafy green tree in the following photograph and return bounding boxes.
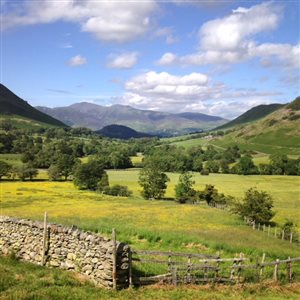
[139,165,169,199]
[234,155,258,175]
[198,184,218,206]
[175,172,196,203]
[16,164,38,181]
[73,160,108,191]
[56,154,78,180]
[206,160,219,173]
[269,154,288,175]
[0,160,11,180]
[232,188,275,224]
[192,157,203,172]
[48,165,61,181]
[258,163,273,175]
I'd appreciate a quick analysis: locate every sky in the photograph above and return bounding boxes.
[1,0,299,119]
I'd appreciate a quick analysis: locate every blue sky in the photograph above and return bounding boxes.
[1,0,299,119]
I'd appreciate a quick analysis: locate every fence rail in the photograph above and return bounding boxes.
[131,249,300,286]
[244,217,299,244]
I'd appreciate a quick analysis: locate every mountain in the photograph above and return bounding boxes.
[211,97,300,155]
[96,124,153,139]
[0,84,66,127]
[216,103,284,130]
[36,102,227,136]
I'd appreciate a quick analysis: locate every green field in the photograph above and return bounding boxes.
[1,171,299,260]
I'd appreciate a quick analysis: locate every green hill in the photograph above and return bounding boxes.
[216,103,284,130]
[0,84,66,127]
[211,97,300,155]
[96,124,153,139]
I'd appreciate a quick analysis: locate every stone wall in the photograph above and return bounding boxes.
[0,216,130,289]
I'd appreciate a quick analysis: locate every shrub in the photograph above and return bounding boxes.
[103,185,132,197]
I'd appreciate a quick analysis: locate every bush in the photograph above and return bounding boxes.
[232,188,275,224]
[103,185,132,197]
[200,169,209,176]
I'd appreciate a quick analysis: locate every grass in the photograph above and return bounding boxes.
[1,256,300,300]
[0,154,22,167]
[1,171,299,260]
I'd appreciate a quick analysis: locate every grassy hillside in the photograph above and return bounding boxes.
[0,84,66,127]
[211,102,300,155]
[0,114,62,130]
[216,104,284,130]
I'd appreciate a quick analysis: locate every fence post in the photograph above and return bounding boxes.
[112,228,117,290]
[187,255,192,283]
[168,250,172,273]
[237,253,243,283]
[128,248,133,288]
[41,212,48,266]
[290,233,293,243]
[172,265,177,286]
[230,258,237,281]
[281,230,285,240]
[214,251,220,281]
[273,259,279,281]
[287,257,292,282]
[259,253,266,280]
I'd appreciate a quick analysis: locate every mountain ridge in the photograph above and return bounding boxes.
[37,102,228,136]
[0,84,66,127]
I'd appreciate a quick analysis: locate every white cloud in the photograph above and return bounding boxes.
[120,70,283,118]
[153,27,178,44]
[67,55,87,67]
[157,1,299,70]
[2,0,157,43]
[107,52,139,69]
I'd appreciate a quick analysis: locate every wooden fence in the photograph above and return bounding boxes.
[244,217,299,244]
[129,249,300,286]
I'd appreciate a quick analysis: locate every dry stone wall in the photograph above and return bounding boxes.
[0,216,130,289]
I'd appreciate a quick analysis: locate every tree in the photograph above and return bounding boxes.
[56,154,78,180]
[269,154,288,175]
[232,188,275,224]
[0,160,11,180]
[16,164,38,181]
[198,184,218,206]
[175,172,196,203]
[73,160,108,191]
[234,155,258,175]
[139,165,169,199]
[206,160,219,173]
[48,165,61,181]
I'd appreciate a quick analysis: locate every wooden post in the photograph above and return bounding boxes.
[237,253,243,283]
[172,265,177,286]
[281,230,285,240]
[168,251,172,273]
[41,212,48,266]
[290,233,293,243]
[203,259,208,282]
[259,253,266,280]
[268,225,270,236]
[287,257,292,282]
[187,255,192,283]
[273,259,279,281]
[230,258,236,281]
[215,251,220,281]
[128,249,133,288]
[112,228,117,290]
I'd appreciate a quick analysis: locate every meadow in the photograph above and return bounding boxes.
[1,170,299,260]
